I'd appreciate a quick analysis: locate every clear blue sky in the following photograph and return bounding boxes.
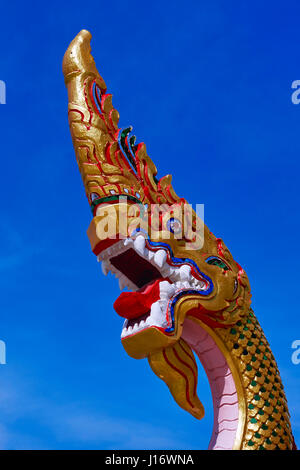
[0,0,300,449]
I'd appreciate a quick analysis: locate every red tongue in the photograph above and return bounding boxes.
[113,279,162,319]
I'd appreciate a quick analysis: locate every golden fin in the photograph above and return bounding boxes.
[148,338,204,420]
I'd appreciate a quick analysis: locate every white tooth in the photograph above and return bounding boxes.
[133,323,138,332]
[154,250,167,268]
[179,265,191,281]
[168,272,177,282]
[139,320,145,328]
[134,235,146,255]
[150,320,162,327]
[121,326,128,338]
[159,281,175,299]
[149,301,163,325]
[128,326,133,334]
[159,297,167,307]
[119,277,126,290]
[147,250,155,262]
[170,268,180,280]
[101,262,109,275]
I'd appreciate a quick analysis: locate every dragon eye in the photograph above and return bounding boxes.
[167,217,182,234]
[205,256,229,271]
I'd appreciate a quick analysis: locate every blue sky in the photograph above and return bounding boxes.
[0,0,300,449]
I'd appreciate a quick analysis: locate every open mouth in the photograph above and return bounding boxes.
[97,234,211,339]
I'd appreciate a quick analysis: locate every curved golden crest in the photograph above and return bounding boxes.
[63,30,181,209]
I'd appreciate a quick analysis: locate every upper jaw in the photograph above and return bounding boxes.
[96,234,211,340]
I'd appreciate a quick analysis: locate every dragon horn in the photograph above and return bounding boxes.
[63,29,107,92]
[63,30,182,212]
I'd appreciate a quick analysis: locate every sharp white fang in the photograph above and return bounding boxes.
[119,277,127,290]
[182,281,190,288]
[149,301,164,326]
[159,280,175,299]
[154,249,167,268]
[101,262,109,275]
[134,235,146,255]
[179,265,191,281]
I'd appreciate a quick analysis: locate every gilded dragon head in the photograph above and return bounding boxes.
[63,30,251,420]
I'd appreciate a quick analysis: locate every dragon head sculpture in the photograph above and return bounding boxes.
[63,31,294,450]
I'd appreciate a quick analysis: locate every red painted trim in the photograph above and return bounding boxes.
[173,347,197,397]
[162,349,194,409]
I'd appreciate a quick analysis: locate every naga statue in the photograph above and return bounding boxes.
[63,30,296,450]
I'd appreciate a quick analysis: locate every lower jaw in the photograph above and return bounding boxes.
[121,323,177,359]
[120,298,187,360]
[119,296,223,359]
[115,277,177,340]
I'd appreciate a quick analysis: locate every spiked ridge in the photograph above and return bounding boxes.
[63,30,182,211]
